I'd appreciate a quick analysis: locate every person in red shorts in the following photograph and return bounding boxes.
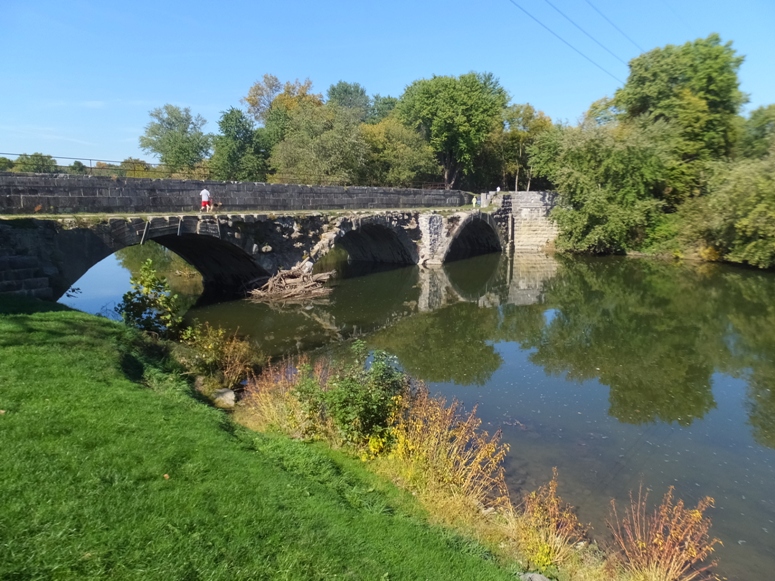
[200,188,212,212]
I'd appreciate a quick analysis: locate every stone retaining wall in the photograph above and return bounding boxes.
[0,173,469,215]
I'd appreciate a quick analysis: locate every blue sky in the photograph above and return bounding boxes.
[2,0,773,164]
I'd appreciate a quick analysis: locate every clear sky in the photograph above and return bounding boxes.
[2,0,773,164]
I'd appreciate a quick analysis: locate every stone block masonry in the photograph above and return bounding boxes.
[0,173,469,215]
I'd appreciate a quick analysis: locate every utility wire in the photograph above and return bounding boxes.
[656,0,696,37]
[540,0,629,66]
[504,0,625,84]
[581,0,645,53]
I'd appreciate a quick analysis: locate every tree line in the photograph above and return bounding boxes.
[530,34,775,268]
[4,33,774,268]
[1,73,553,192]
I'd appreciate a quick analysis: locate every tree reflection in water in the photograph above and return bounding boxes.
[372,255,775,446]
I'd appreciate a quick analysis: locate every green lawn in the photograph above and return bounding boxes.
[0,297,515,580]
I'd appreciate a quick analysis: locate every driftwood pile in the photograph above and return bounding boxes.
[249,267,335,304]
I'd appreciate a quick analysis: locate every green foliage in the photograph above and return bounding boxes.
[367,94,398,124]
[269,102,367,184]
[323,343,407,444]
[68,160,87,174]
[326,80,370,121]
[360,115,441,186]
[615,34,745,161]
[397,72,508,188]
[116,259,183,338]
[180,322,263,389]
[13,152,57,173]
[705,150,775,267]
[117,157,151,177]
[530,119,671,253]
[500,103,553,190]
[210,107,269,181]
[0,156,15,171]
[739,104,775,159]
[139,104,212,172]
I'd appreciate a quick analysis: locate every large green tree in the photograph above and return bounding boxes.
[139,105,211,172]
[269,102,366,185]
[397,72,508,189]
[210,108,270,181]
[614,34,745,198]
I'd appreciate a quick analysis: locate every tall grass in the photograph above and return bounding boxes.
[608,486,720,581]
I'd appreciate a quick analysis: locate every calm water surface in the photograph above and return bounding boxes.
[64,247,775,579]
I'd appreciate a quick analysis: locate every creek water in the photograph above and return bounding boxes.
[62,245,775,579]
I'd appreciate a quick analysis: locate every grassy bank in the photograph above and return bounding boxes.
[0,297,517,580]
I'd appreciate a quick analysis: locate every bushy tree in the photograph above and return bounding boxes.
[531,117,672,253]
[739,104,775,159]
[704,146,775,267]
[502,104,553,191]
[68,160,87,175]
[0,157,14,171]
[397,72,508,189]
[210,108,269,181]
[242,73,283,122]
[120,157,153,178]
[139,104,211,172]
[327,81,370,121]
[269,102,366,185]
[367,95,398,124]
[360,116,440,186]
[13,152,57,173]
[614,34,745,200]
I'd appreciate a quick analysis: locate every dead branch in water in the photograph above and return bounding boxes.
[249,267,335,304]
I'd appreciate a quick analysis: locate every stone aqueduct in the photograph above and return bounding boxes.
[0,174,557,301]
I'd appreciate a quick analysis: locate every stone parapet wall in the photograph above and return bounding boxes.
[0,173,469,215]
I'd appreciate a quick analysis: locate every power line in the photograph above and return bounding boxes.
[504,0,625,84]
[540,0,629,66]
[580,0,645,53]
[656,0,696,37]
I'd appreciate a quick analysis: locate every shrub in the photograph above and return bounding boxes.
[116,259,183,338]
[608,486,720,581]
[506,468,588,574]
[324,343,407,444]
[180,322,264,389]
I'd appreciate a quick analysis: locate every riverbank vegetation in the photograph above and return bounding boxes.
[236,346,721,581]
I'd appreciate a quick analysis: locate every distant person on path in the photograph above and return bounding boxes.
[200,188,212,212]
[472,195,478,209]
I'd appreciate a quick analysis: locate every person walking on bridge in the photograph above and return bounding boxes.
[200,188,212,212]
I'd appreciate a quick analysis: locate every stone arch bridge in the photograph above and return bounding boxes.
[0,174,556,301]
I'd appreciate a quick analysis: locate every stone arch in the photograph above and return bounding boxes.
[443,213,503,263]
[312,215,420,268]
[150,234,270,300]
